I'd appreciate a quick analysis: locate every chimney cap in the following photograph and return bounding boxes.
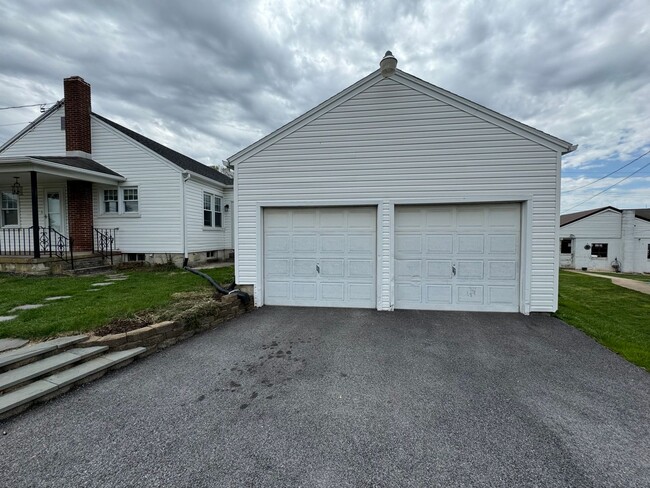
[380,51,398,78]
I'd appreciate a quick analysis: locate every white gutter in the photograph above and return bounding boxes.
[181,172,191,259]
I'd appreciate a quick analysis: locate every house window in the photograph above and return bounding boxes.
[206,250,216,258]
[203,192,222,227]
[103,189,118,213]
[560,239,572,254]
[126,253,146,262]
[122,188,139,213]
[591,243,608,258]
[647,244,650,260]
[1,192,18,226]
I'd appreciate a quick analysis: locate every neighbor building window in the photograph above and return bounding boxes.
[122,187,139,213]
[560,239,572,254]
[203,192,222,227]
[1,192,18,226]
[103,189,118,213]
[647,244,650,260]
[591,243,608,258]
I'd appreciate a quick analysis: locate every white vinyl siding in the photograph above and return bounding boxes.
[235,76,563,312]
[91,117,183,253]
[184,178,231,253]
[0,106,66,156]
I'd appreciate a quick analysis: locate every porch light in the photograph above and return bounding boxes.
[224,204,230,212]
[11,177,23,196]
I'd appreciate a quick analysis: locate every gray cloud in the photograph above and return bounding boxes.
[1,0,649,208]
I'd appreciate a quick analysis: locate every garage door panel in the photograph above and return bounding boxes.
[457,285,484,303]
[488,235,517,254]
[426,260,452,279]
[395,203,520,312]
[264,207,376,308]
[395,234,422,254]
[426,235,453,254]
[349,259,374,278]
[457,260,484,279]
[488,261,516,280]
[457,235,484,253]
[426,285,452,304]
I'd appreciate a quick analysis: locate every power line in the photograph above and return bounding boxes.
[564,157,650,212]
[0,121,31,127]
[562,147,650,193]
[0,102,55,111]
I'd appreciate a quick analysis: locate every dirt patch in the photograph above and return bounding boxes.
[94,290,227,336]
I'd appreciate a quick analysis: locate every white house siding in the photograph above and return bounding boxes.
[90,117,183,253]
[560,209,623,271]
[235,77,563,312]
[1,107,66,157]
[634,218,650,273]
[184,177,232,253]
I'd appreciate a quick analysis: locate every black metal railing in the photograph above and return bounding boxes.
[93,228,117,265]
[0,226,73,269]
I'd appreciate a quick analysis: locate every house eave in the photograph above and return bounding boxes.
[0,156,126,185]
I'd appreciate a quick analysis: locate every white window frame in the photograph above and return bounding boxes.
[203,192,222,228]
[102,188,119,214]
[1,191,19,227]
[99,186,140,216]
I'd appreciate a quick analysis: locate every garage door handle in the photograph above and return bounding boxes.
[452,264,456,276]
[316,264,320,274]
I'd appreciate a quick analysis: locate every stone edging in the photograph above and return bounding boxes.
[78,293,253,356]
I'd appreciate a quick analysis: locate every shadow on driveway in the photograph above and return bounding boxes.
[2,307,649,487]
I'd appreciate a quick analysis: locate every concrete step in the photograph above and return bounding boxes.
[0,335,88,373]
[0,347,146,418]
[0,338,28,353]
[0,346,108,393]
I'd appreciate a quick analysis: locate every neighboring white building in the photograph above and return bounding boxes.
[0,76,233,272]
[560,207,650,273]
[227,53,576,314]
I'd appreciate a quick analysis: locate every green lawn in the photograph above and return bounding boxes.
[0,266,234,340]
[555,270,650,371]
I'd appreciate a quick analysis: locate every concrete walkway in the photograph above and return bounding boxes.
[569,270,650,295]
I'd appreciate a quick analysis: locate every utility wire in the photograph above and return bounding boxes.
[562,147,650,193]
[0,121,31,127]
[564,157,650,212]
[0,102,55,111]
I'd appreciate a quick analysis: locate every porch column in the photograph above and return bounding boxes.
[30,171,40,258]
[67,180,94,252]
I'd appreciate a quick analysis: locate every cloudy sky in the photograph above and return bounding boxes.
[1,0,648,212]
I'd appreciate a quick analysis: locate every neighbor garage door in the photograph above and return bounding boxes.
[395,203,521,312]
[264,207,376,308]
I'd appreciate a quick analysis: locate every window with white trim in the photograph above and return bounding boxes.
[203,192,222,227]
[103,189,118,213]
[1,192,18,226]
[122,187,138,213]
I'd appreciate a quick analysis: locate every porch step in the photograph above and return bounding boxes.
[0,346,108,393]
[0,335,87,373]
[0,347,146,418]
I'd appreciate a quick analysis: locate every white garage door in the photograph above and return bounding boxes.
[395,203,521,312]
[264,207,376,308]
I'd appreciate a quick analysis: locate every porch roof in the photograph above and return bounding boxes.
[0,156,125,184]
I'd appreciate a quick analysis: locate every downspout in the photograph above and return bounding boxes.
[181,172,191,260]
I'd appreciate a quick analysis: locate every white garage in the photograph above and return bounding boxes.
[263,207,376,308]
[394,203,520,312]
[227,53,575,314]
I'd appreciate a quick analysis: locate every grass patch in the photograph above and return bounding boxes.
[0,266,234,340]
[555,270,650,371]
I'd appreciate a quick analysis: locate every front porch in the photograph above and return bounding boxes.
[1,156,124,273]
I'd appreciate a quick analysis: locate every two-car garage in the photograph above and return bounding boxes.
[263,203,521,312]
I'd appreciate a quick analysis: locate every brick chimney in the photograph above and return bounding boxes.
[63,76,92,156]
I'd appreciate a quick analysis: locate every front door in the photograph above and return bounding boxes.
[45,190,63,233]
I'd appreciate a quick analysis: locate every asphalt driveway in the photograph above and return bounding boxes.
[1,307,649,487]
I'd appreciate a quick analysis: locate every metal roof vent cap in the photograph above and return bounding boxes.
[380,51,398,78]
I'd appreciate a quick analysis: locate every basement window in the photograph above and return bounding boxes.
[206,250,216,258]
[126,253,146,262]
[591,243,608,258]
[560,239,572,254]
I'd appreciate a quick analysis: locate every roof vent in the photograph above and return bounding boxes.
[380,51,398,78]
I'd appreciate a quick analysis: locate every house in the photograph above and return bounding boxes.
[0,76,233,273]
[226,52,576,313]
[559,206,650,273]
